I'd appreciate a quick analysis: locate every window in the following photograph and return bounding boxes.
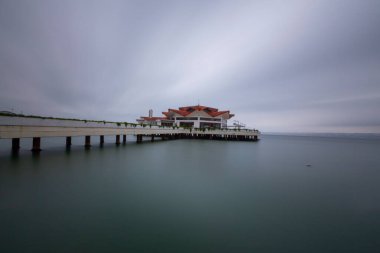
[176,117,198,120]
[180,122,194,127]
[200,122,221,129]
[199,117,221,122]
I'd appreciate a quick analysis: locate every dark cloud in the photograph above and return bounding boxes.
[1,0,379,132]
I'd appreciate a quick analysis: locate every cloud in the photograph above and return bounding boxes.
[0,0,379,132]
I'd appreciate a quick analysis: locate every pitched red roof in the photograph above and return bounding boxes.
[168,109,189,116]
[179,105,218,112]
[162,105,234,119]
[208,110,229,117]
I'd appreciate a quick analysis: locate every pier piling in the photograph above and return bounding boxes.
[12,138,20,151]
[136,134,143,143]
[31,137,41,152]
[85,136,91,148]
[66,137,72,148]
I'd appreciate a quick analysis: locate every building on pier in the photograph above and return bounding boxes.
[137,105,234,128]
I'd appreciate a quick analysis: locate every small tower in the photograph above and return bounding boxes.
[149,109,153,118]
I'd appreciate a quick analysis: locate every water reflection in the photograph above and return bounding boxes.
[0,137,380,252]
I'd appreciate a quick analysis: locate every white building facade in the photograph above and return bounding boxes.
[137,105,234,129]
[163,105,234,129]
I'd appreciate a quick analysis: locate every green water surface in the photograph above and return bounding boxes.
[1,135,379,252]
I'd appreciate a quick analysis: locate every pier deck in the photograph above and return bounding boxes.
[0,116,259,152]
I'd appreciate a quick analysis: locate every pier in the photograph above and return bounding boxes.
[0,116,259,153]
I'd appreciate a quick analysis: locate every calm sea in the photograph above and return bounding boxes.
[1,134,379,252]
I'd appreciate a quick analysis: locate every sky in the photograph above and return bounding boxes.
[1,0,380,133]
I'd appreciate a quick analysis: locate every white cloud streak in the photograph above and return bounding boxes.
[0,0,379,132]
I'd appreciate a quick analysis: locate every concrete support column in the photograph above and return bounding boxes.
[100,135,104,145]
[116,135,120,145]
[12,138,20,151]
[31,137,41,152]
[123,135,127,144]
[254,135,258,141]
[85,136,91,148]
[151,135,154,142]
[66,137,72,148]
[136,134,142,143]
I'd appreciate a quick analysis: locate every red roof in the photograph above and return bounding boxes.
[179,105,218,112]
[162,105,234,119]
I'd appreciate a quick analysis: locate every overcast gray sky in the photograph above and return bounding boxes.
[1,0,380,133]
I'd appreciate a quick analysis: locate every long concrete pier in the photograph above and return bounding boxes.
[0,116,259,152]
